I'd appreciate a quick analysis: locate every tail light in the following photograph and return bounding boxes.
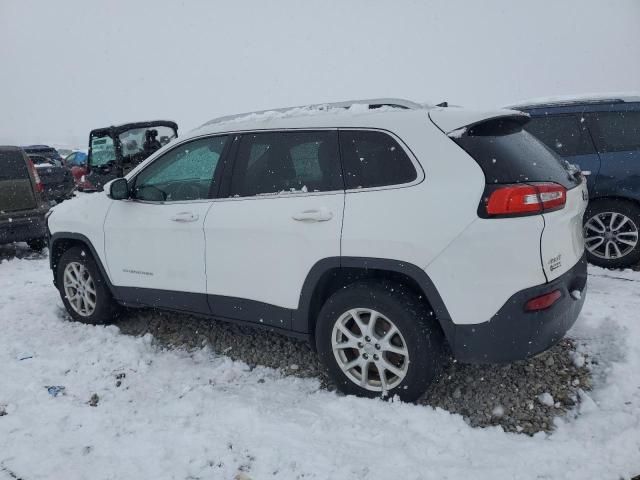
[78,175,96,191]
[485,182,566,217]
[26,157,44,193]
[525,290,562,311]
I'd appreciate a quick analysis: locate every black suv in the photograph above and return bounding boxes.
[0,147,50,250]
[510,94,640,268]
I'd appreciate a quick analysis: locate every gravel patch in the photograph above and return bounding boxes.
[114,308,592,435]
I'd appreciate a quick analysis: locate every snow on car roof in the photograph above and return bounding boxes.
[194,98,433,135]
[505,92,640,109]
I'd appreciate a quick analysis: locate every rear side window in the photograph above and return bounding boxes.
[339,130,417,189]
[524,115,595,157]
[454,118,579,189]
[0,150,29,180]
[230,131,342,197]
[587,110,640,153]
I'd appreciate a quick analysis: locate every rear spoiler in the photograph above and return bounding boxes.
[429,108,529,136]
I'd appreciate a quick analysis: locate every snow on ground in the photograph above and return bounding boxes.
[0,251,639,480]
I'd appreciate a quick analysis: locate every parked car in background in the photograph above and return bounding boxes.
[63,151,88,187]
[28,154,75,203]
[83,121,178,191]
[507,94,640,269]
[0,146,49,250]
[48,99,588,401]
[22,145,64,167]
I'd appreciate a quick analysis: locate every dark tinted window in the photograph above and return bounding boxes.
[133,136,228,202]
[340,130,417,189]
[587,111,640,153]
[524,115,595,157]
[230,131,342,197]
[0,150,29,180]
[454,118,579,189]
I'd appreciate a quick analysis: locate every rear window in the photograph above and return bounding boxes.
[524,115,595,157]
[0,150,29,180]
[339,130,417,189]
[453,118,579,189]
[586,110,640,153]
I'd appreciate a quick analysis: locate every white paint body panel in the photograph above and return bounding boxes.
[104,200,213,293]
[47,192,113,274]
[540,181,588,281]
[204,193,344,309]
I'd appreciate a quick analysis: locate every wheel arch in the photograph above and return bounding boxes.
[588,194,640,210]
[49,232,114,293]
[293,257,456,346]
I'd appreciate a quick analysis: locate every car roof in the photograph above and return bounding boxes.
[90,120,178,137]
[190,98,436,137]
[505,92,640,110]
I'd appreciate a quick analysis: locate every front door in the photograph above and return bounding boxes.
[203,130,344,329]
[104,135,229,312]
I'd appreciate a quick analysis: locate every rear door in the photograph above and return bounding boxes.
[586,107,640,197]
[523,113,600,192]
[203,130,344,330]
[0,149,37,214]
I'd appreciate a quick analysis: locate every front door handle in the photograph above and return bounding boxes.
[292,208,333,222]
[170,212,199,223]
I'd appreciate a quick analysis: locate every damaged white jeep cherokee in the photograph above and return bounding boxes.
[47,99,588,401]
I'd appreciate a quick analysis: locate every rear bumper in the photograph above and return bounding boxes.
[451,254,587,364]
[0,214,47,244]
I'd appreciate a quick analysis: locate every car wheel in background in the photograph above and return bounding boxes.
[56,246,121,324]
[315,280,445,402]
[584,199,640,269]
[27,238,47,251]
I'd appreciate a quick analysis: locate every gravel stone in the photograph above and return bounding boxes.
[114,308,592,435]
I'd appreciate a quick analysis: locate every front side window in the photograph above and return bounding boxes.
[524,115,595,157]
[230,131,342,197]
[587,110,640,153]
[339,130,417,189]
[132,136,228,202]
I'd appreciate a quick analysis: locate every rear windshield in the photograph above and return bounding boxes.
[0,150,29,180]
[453,118,579,189]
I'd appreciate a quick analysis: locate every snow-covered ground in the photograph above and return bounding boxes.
[1,249,639,480]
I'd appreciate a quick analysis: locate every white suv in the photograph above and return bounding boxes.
[47,99,589,401]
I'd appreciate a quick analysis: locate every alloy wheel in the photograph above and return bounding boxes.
[63,261,97,317]
[584,212,639,260]
[331,308,409,392]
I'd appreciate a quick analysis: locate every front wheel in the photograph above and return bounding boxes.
[584,199,640,269]
[56,246,120,324]
[315,280,445,402]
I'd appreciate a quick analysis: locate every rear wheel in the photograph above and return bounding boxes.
[584,199,640,269]
[315,280,445,402]
[56,246,120,324]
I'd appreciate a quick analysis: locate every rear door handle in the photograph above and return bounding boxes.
[582,170,591,176]
[292,208,333,222]
[170,212,199,223]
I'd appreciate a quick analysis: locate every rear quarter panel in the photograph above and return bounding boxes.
[340,114,485,269]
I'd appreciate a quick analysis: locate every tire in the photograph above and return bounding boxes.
[315,280,445,402]
[56,246,121,324]
[584,199,640,269]
[27,238,47,251]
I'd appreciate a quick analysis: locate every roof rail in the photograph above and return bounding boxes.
[202,98,424,127]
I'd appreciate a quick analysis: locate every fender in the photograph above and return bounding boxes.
[49,232,115,293]
[293,256,456,344]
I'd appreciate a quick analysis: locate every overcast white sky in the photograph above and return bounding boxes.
[1,0,639,147]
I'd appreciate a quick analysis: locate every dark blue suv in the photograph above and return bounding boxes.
[510,94,640,269]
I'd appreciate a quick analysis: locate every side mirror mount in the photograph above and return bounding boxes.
[108,178,129,200]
